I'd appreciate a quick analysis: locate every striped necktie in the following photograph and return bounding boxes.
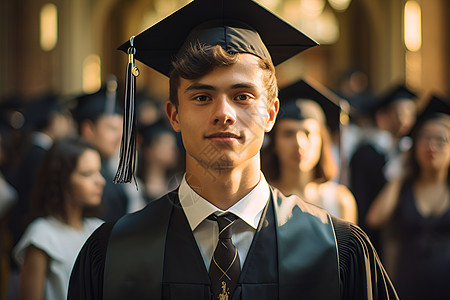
[208,213,241,300]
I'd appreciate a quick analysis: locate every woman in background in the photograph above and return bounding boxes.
[13,138,105,300]
[262,79,357,223]
[137,119,181,203]
[366,96,450,300]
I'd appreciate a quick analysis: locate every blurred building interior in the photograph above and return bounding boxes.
[0,0,449,107]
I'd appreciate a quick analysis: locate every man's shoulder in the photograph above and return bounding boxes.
[270,186,333,225]
[269,186,358,243]
[111,189,178,234]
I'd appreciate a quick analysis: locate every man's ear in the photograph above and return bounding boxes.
[166,101,181,132]
[264,98,279,132]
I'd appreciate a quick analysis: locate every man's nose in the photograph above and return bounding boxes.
[211,97,237,125]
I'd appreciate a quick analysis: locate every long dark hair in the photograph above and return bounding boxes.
[28,138,101,224]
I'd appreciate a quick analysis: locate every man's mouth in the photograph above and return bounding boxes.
[205,132,241,141]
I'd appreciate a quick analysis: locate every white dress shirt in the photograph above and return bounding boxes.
[179,172,270,270]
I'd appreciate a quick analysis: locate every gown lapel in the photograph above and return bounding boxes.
[273,188,340,300]
[233,195,278,300]
[162,199,211,299]
[104,190,175,299]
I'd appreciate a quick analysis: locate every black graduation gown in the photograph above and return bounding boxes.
[99,162,128,222]
[392,182,450,300]
[349,143,387,252]
[68,188,398,300]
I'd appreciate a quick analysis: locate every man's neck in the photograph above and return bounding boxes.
[185,156,261,210]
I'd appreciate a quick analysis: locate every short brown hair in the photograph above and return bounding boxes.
[169,43,278,107]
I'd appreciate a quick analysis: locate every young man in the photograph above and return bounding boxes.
[69,0,398,299]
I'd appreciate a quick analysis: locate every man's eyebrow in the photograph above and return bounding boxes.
[184,82,258,93]
[184,83,216,93]
[231,83,258,90]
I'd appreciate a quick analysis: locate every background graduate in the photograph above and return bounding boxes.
[262,79,358,223]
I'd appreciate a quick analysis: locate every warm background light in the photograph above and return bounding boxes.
[82,54,101,94]
[328,0,352,12]
[40,3,58,51]
[404,1,422,52]
[282,0,339,45]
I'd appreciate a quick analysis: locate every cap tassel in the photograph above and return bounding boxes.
[114,36,139,186]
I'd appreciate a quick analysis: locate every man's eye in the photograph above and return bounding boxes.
[235,94,250,101]
[194,95,210,102]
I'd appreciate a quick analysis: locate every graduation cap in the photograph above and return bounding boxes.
[23,93,65,131]
[277,79,346,133]
[409,94,450,137]
[118,0,317,76]
[71,77,122,125]
[114,0,318,184]
[371,84,417,113]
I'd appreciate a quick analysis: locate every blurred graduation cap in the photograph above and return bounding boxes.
[71,76,123,125]
[371,84,417,113]
[114,0,318,184]
[277,79,348,133]
[409,94,450,137]
[23,93,66,131]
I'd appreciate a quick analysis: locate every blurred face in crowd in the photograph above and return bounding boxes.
[386,99,417,138]
[51,110,77,139]
[415,119,450,172]
[146,132,179,169]
[274,118,322,173]
[83,114,123,159]
[69,148,105,208]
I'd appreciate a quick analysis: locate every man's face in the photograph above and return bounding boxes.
[84,114,123,159]
[166,53,278,171]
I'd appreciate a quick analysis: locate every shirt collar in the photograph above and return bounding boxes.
[179,172,270,231]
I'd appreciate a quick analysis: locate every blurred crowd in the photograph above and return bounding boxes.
[0,70,448,299]
[0,76,183,299]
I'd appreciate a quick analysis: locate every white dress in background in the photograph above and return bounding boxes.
[14,217,103,300]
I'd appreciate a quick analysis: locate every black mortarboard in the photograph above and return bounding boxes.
[371,84,417,112]
[71,78,122,125]
[118,0,317,77]
[409,94,450,137]
[114,0,317,184]
[277,79,345,132]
